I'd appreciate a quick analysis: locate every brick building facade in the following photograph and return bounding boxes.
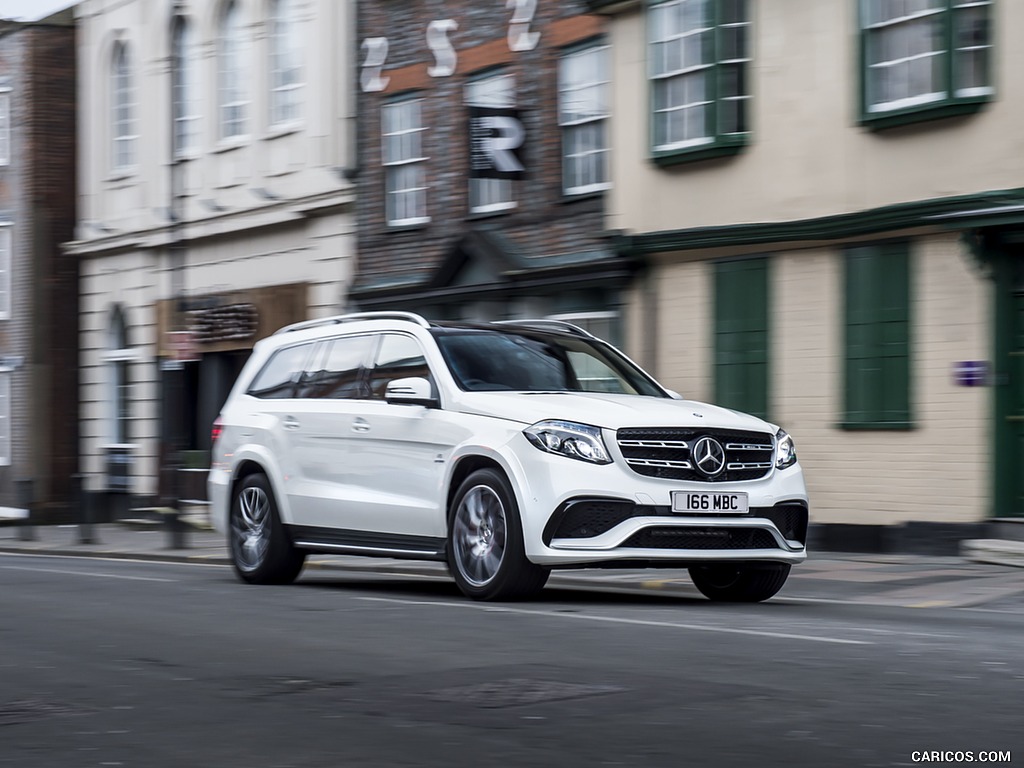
[353,0,634,335]
[0,10,78,519]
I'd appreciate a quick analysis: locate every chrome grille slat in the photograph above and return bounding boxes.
[626,458,693,469]
[617,427,774,482]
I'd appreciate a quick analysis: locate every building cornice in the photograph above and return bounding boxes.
[614,187,1024,256]
[64,189,355,257]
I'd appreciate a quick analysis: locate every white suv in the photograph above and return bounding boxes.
[209,312,808,602]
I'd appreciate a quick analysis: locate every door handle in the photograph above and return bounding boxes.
[282,416,300,430]
[352,417,371,433]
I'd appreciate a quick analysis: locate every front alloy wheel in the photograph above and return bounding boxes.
[447,468,549,601]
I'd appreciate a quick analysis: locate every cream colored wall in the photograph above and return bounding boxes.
[649,234,991,525]
[606,2,1024,233]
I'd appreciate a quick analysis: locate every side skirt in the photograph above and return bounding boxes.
[288,525,447,561]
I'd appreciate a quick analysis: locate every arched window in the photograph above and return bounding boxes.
[172,16,200,156]
[111,41,136,170]
[269,0,303,127]
[218,0,248,140]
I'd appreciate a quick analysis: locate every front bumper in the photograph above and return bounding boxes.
[510,435,809,568]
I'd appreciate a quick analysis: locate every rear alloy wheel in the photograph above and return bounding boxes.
[688,562,791,603]
[448,468,549,601]
[229,473,305,585]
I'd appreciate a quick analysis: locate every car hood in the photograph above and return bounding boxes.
[453,391,778,434]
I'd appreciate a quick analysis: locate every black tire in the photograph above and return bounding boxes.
[447,468,549,601]
[688,562,791,603]
[228,473,306,585]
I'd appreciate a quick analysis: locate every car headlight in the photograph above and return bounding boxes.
[524,420,611,465]
[775,429,797,470]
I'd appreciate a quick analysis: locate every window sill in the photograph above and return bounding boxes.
[560,186,609,204]
[104,169,137,184]
[651,135,747,167]
[386,218,431,231]
[212,137,250,154]
[263,123,303,141]
[837,421,915,431]
[467,203,517,220]
[860,97,990,131]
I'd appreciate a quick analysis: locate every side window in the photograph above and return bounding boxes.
[246,342,313,399]
[368,334,432,399]
[299,335,375,399]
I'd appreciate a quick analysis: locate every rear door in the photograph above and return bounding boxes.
[284,333,377,529]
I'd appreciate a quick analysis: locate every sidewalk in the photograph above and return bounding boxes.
[2,520,1023,609]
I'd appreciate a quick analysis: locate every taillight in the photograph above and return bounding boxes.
[211,417,223,447]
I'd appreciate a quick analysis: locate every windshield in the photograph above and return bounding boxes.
[433,329,668,397]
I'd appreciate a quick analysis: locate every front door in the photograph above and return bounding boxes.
[1009,290,1024,516]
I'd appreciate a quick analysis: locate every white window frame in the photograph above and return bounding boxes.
[269,0,304,128]
[0,369,10,467]
[172,16,200,158]
[111,41,137,171]
[558,44,611,196]
[218,0,249,141]
[0,225,11,321]
[0,89,10,167]
[382,98,430,227]
[466,73,517,214]
[99,306,139,447]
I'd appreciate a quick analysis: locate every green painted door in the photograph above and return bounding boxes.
[714,257,769,420]
[1011,291,1024,516]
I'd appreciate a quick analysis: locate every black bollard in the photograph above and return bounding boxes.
[75,474,97,545]
[16,478,35,542]
[165,505,187,550]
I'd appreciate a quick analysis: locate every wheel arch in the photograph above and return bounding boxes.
[228,451,292,524]
[446,455,509,522]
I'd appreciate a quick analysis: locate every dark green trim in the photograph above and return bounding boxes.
[614,187,1024,255]
[651,137,746,167]
[991,250,1019,517]
[857,0,994,129]
[837,422,915,431]
[861,98,988,130]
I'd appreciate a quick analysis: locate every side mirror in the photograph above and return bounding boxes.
[666,389,684,400]
[384,377,439,408]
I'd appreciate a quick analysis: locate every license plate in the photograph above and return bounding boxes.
[671,491,749,514]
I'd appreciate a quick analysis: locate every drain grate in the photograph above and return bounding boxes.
[424,678,625,709]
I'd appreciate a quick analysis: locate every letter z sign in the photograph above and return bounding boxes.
[469,106,526,180]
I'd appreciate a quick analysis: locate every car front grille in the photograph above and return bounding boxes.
[621,527,780,550]
[616,427,774,482]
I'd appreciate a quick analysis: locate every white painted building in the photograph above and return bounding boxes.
[66,0,357,505]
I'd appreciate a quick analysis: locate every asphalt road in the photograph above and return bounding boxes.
[1,553,1020,768]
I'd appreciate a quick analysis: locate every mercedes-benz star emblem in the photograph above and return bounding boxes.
[692,436,726,477]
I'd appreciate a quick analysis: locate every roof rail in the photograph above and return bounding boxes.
[494,318,595,338]
[273,311,432,335]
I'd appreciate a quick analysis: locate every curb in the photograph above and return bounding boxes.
[960,538,1024,568]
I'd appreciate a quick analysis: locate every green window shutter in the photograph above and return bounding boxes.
[714,257,769,419]
[843,243,911,428]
